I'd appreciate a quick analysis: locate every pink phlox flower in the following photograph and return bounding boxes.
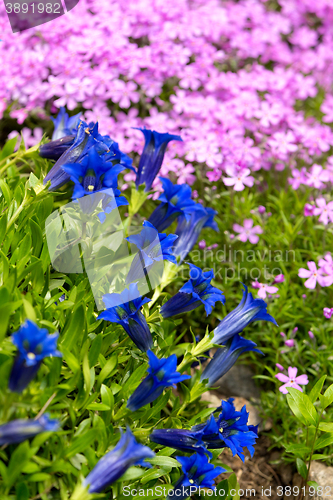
[323,307,333,319]
[223,165,254,191]
[298,261,328,288]
[306,164,330,189]
[275,367,309,394]
[313,198,333,226]
[251,280,278,299]
[273,274,285,284]
[304,203,315,217]
[233,219,263,244]
[289,167,307,190]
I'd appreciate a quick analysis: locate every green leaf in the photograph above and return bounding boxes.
[0,137,17,160]
[296,458,308,479]
[65,429,98,458]
[88,334,102,368]
[318,422,333,432]
[149,456,180,468]
[61,304,87,352]
[6,441,32,489]
[321,383,333,409]
[314,432,333,450]
[215,479,229,500]
[86,403,111,411]
[309,375,326,403]
[227,473,240,500]
[287,388,317,426]
[96,355,117,389]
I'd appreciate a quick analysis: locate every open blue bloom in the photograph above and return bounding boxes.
[98,284,153,352]
[151,398,258,462]
[168,453,225,500]
[126,221,178,284]
[173,206,218,263]
[212,284,278,346]
[43,120,98,190]
[160,263,225,318]
[127,350,191,411]
[83,427,155,493]
[51,107,81,140]
[62,144,128,215]
[39,134,75,161]
[9,320,61,393]
[0,414,59,445]
[148,177,199,232]
[43,120,133,191]
[135,128,182,192]
[201,334,263,386]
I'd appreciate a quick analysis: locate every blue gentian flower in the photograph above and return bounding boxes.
[127,350,191,411]
[39,135,75,161]
[62,145,128,215]
[173,206,218,263]
[98,284,153,352]
[83,427,155,493]
[51,107,81,140]
[160,263,225,318]
[135,128,182,192]
[148,177,199,232]
[201,334,263,386]
[0,414,59,445]
[212,284,278,346]
[126,221,178,284]
[9,320,62,393]
[43,120,98,190]
[168,453,225,500]
[43,120,133,191]
[150,398,259,462]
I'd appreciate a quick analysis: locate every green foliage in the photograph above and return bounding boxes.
[0,139,234,499]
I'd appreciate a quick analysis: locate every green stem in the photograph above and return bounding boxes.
[299,409,323,500]
[6,192,30,232]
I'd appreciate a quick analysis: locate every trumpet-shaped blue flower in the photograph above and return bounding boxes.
[39,134,75,161]
[168,453,225,500]
[148,177,199,232]
[51,107,81,140]
[173,206,218,263]
[150,398,258,462]
[126,221,178,284]
[83,427,155,493]
[98,284,153,352]
[135,128,182,192]
[44,120,98,190]
[0,414,59,445]
[212,284,278,346]
[127,350,191,411]
[201,334,263,387]
[9,320,61,393]
[62,145,128,215]
[160,263,225,318]
[43,120,133,191]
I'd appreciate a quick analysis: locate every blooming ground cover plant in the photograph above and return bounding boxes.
[2,0,333,496]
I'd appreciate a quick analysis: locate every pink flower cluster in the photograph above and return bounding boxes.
[298,254,333,289]
[1,0,333,190]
